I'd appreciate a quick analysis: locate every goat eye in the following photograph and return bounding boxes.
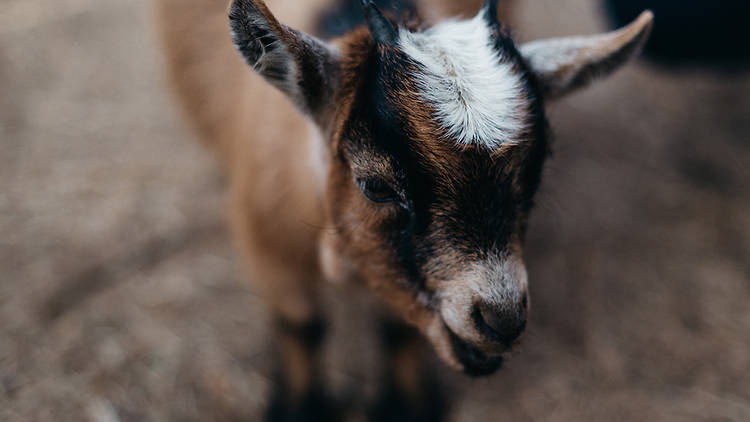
[357,178,397,203]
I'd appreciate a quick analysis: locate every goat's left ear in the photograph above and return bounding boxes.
[519,11,654,99]
[229,0,340,121]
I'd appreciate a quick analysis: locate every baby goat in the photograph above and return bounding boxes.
[155,0,653,419]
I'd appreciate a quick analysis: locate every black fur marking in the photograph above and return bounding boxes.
[276,317,327,351]
[380,319,420,351]
[485,17,551,227]
[316,0,417,39]
[371,320,448,422]
[369,379,447,422]
[343,45,433,292]
[268,317,336,420]
[266,380,341,422]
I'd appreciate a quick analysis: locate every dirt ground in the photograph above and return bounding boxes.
[1,0,749,420]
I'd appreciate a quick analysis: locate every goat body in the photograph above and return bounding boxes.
[154,0,652,419]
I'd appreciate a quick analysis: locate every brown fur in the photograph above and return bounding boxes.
[155,4,336,410]
[155,0,331,323]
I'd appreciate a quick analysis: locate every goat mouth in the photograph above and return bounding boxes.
[447,329,503,377]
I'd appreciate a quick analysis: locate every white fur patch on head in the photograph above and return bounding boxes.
[398,8,528,149]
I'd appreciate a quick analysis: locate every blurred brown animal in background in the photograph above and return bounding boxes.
[154,0,652,420]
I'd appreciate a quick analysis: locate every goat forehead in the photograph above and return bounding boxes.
[398,11,529,150]
[433,179,521,253]
[395,147,524,255]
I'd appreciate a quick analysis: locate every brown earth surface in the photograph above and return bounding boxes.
[1,0,749,420]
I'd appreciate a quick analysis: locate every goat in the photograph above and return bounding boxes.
[154,0,653,419]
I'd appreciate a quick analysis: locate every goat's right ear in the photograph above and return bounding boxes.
[519,10,653,100]
[229,0,340,120]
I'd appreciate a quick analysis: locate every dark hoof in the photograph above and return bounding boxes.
[368,380,448,422]
[265,385,341,422]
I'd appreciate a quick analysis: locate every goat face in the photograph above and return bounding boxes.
[323,115,539,375]
[230,0,653,375]
[320,25,543,375]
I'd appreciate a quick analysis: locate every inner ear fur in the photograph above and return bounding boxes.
[519,10,654,99]
[229,0,341,120]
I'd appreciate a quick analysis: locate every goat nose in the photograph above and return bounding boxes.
[476,299,527,345]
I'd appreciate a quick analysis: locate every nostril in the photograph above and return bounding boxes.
[521,293,528,310]
[476,302,526,345]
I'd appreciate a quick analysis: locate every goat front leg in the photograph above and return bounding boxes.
[237,265,336,422]
[266,300,336,422]
[369,317,448,422]
[230,197,337,421]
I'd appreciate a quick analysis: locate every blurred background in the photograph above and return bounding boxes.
[1,0,748,420]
